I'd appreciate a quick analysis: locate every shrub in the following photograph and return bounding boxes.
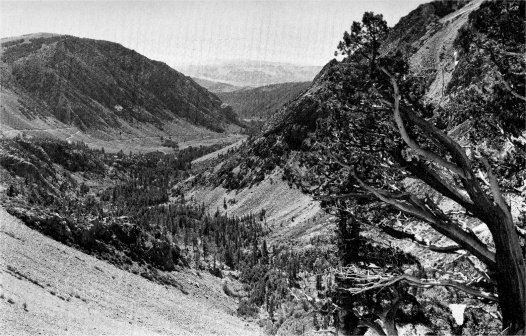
[237,299,259,318]
[223,281,235,297]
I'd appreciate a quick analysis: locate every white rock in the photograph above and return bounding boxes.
[449,304,466,325]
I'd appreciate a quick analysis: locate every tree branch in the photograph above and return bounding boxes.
[394,150,475,213]
[379,224,464,253]
[485,46,526,101]
[378,68,502,236]
[379,67,467,178]
[358,320,387,336]
[337,162,496,268]
[515,225,526,239]
[502,51,526,58]
[316,192,374,200]
[337,266,498,302]
[480,157,514,224]
[495,70,526,102]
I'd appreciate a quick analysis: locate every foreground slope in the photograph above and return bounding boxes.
[0,206,262,336]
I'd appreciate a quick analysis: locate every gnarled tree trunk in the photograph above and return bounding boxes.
[483,208,526,334]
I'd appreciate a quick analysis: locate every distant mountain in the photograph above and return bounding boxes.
[178,60,321,87]
[216,82,311,121]
[0,34,242,138]
[192,78,245,93]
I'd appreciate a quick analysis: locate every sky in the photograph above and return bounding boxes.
[0,0,429,67]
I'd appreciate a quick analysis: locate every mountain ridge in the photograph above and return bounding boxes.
[1,34,242,141]
[178,60,321,87]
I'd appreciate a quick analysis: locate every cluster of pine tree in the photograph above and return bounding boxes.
[0,138,242,273]
[1,137,339,331]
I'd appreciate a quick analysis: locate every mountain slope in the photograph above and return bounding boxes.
[0,34,241,137]
[189,0,523,274]
[217,82,311,121]
[0,206,262,336]
[183,3,523,333]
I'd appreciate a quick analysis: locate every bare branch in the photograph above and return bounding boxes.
[376,69,505,245]
[502,51,526,58]
[495,70,526,102]
[341,164,496,268]
[403,105,476,177]
[305,330,336,335]
[464,255,493,283]
[484,45,526,101]
[336,266,498,302]
[480,157,514,224]
[400,275,498,301]
[515,225,526,239]
[379,67,467,178]
[393,148,475,212]
[358,320,387,336]
[379,225,464,253]
[315,192,374,201]
[350,169,431,221]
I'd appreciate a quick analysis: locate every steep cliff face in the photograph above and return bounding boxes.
[1,34,241,135]
[383,0,481,103]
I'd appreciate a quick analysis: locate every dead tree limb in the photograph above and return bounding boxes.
[335,266,498,302]
[379,225,463,253]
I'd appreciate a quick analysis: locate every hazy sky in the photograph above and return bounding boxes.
[1,0,429,67]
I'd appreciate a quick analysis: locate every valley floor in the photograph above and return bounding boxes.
[0,207,262,336]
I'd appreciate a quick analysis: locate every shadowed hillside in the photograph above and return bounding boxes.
[1,34,241,135]
[217,82,311,121]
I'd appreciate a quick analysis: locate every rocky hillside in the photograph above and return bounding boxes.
[185,1,525,333]
[188,0,493,233]
[211,0,525,188]
[0,33,241,137]
[0,207,263,336]
[216,82,311,121]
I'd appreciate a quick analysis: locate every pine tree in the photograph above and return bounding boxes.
[202,238,209,258]
[261,239,269,264]
[313,311,320,331]
[316,274,323,291]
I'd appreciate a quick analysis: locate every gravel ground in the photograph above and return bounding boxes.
[0,206,262,336]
